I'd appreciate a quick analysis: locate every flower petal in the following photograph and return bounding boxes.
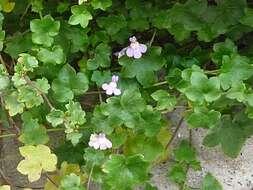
[140,44,147,53]
[102,83,109,90]
[133,50,142,59]
[113,88,121,96]
[126,47,134,57]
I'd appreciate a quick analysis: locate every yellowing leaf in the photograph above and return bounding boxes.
[44,161,87,190]
[17,145,57,182]
[0,185,10,190]
[0,0,15,13]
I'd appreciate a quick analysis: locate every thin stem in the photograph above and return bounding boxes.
[85,91,106,95]
[145,81,168,89]
[0,133,16,138]
[0,54,8,73]
[24,77,54,110]
[0,128,65,139]
[87,164,95,190]
[165,117,184,150]
[45,173,59,188]
[39,11,43,19]
[20,3,31,21]
[97,87,103,103]
[149,29,157,47]
[204,69,219,75]
[46,128,65,132]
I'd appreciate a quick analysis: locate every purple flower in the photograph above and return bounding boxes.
[88,133,112,150]
[114,36,147,59]
[102,75,121,96]
[126,36,147,59]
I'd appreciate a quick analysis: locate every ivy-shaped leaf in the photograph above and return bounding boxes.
[68,5,92,28]
[87,43,111,70]
[37,45,66,65]
[30,15,60,47]
[201,173,222,190]
[219,54,253,90]
[102,154,149,190]
[19,112,49,145]
[97,14,127,35]
[52,64,89,102]
[91,0,112,10]
[240,8,253,28]
[17,145,57,182]
[151,89,177,111]
[178,67,221,103]
[203,114,253,158]
[4,33,32,59]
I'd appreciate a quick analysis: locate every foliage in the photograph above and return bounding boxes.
[1,0,253,189]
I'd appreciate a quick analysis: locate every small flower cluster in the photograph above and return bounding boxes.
[115,36,147,59]
[88,133,112,150]
[102,75,121,96]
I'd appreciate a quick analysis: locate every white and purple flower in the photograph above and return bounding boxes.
[88,133,112,150]
[102,75,121,96]
[114,36,147,59]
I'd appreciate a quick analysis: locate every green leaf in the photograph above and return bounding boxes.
[30,0,43,13]
[4,91,25,116]
[203,114,253,158]
[219,54,253,90]
[240,8,253,27]
[211,39,237,65]
[17,85,44,108]
[120,89,146,113]
[17,145,57,182]
[157,0,246,42]
[201,173,222,190]
[19,112,49,145]
[57,22,89,53]
[178,68,221,103]
[0,65,9,91]
[68,5,92,28]
[97,14,127,35]
[84,147,105,166]
[30,15,60,47]
[87,43,111,70]
[151,89,177,111]
[4,32,32,59]
[57,1,70,13]
[65,101,86,126]
[91,70,111,86]
[60,173,86,190]
[37,45,66,65]
[174,140,200,168]
[66,132,83,146]
[91,0,112,10]
[102,154,149,190]
[186,108,221,129]
[124,135,164,162]
[46,109,65,127]
[168,164,187,185]
[16,53,39,73]
[52,64,89,102]
[34,77,50,94]
[119,47,165,87]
